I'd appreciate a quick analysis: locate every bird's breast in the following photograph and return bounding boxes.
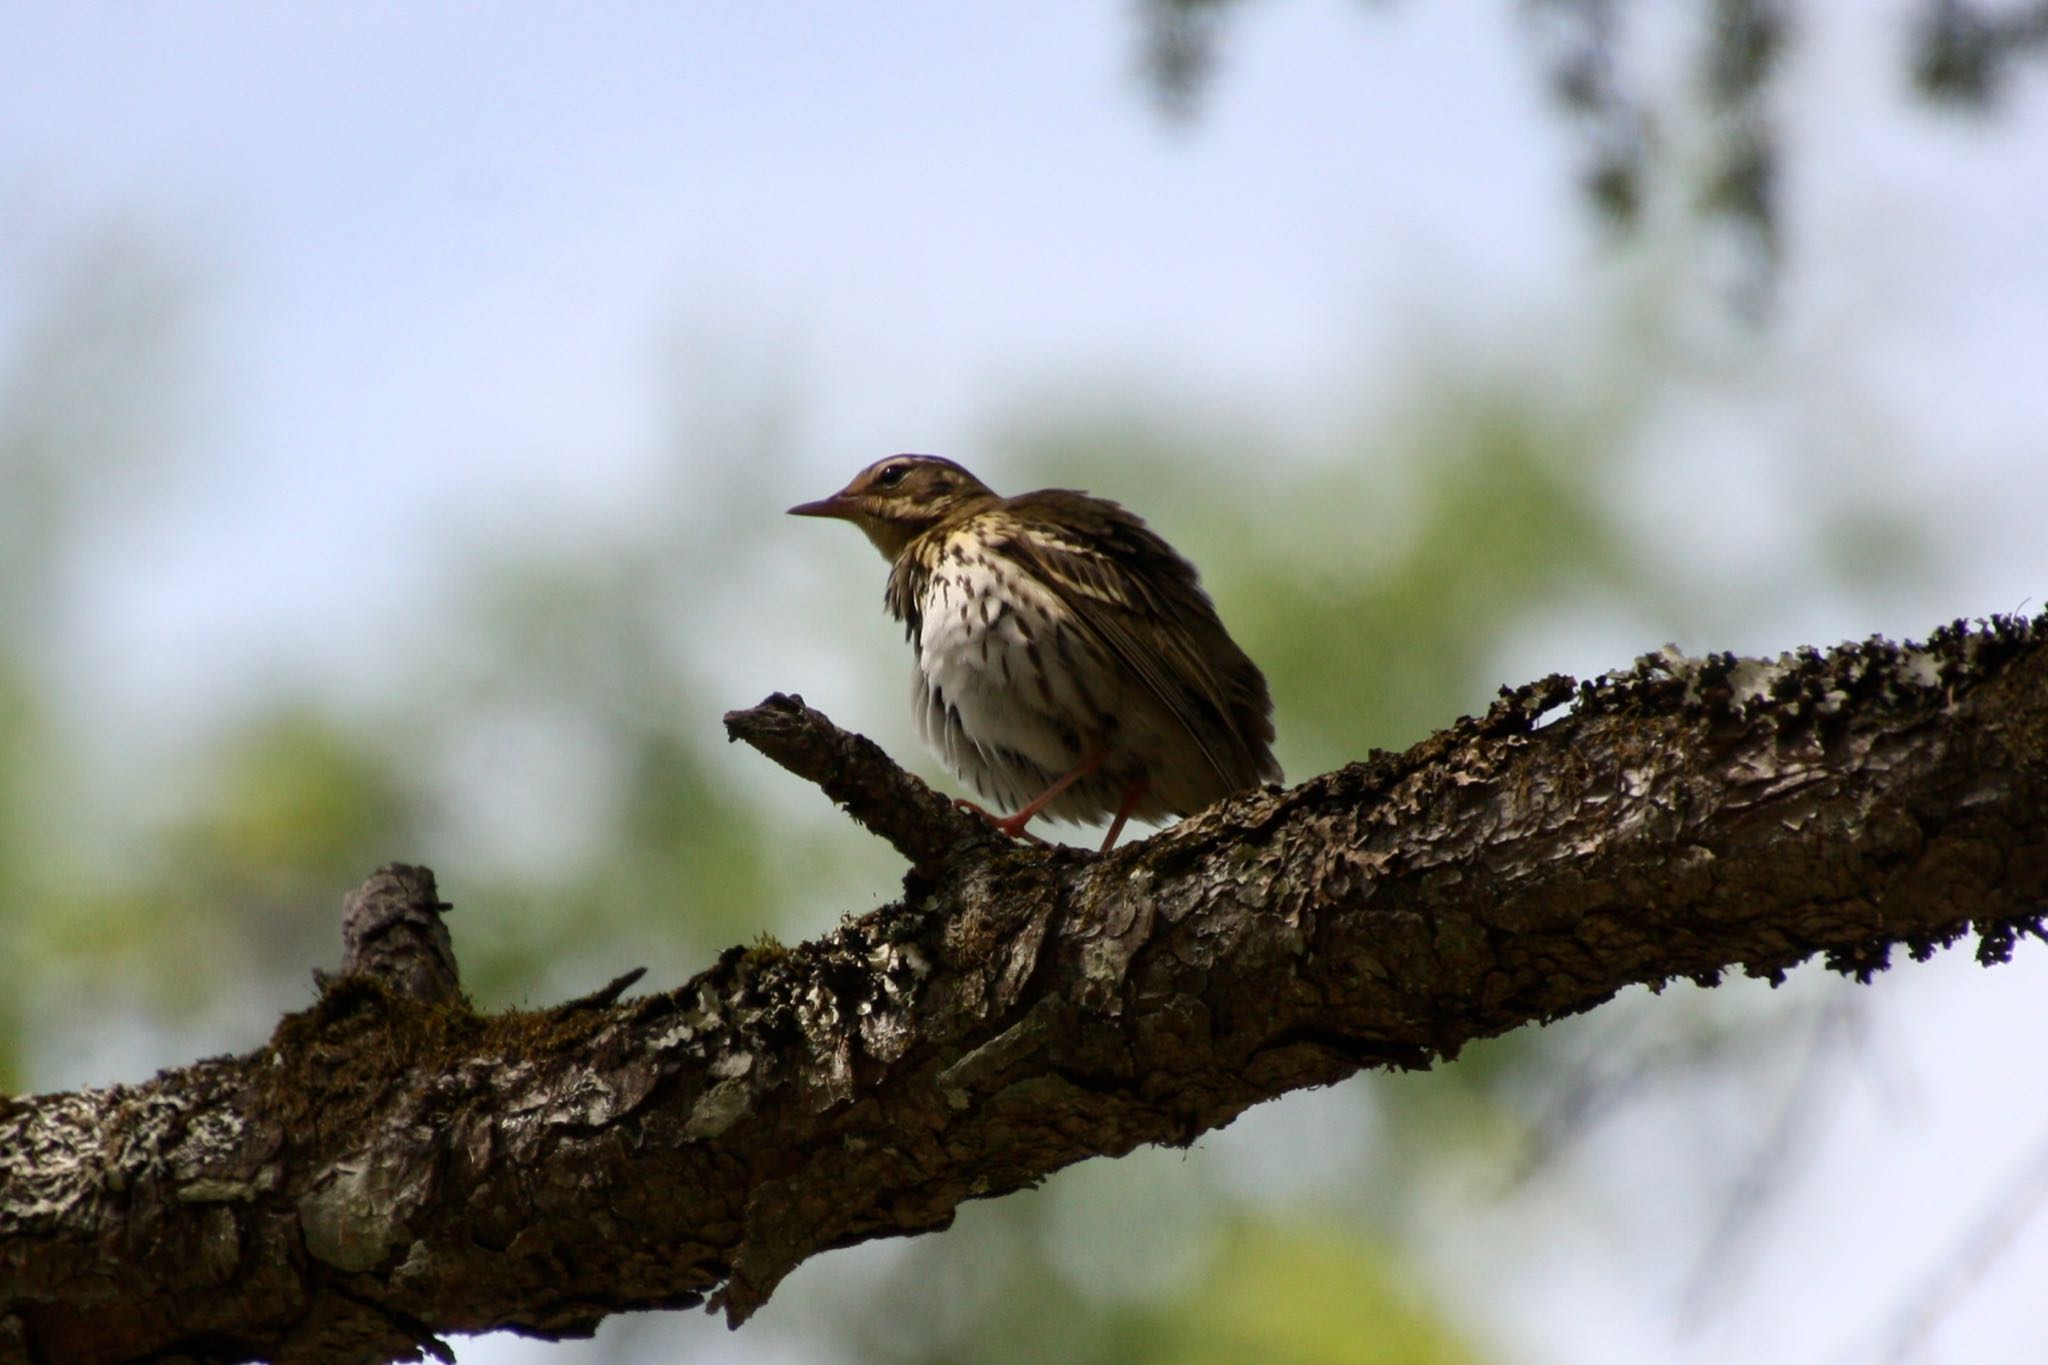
[911,553,1103,774]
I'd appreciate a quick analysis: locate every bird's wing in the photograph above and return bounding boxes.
[993,498,1268,788]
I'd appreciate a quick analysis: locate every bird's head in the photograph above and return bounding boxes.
[789,454,998,560]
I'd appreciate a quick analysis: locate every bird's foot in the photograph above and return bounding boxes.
[953,797,1051,846]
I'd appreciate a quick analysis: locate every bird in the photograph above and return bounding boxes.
[789,454,1280,852]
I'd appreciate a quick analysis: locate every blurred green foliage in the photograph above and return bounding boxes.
[0,236,1917,1361]
[1163,1222,1482,1365]
[839,1202,1482,1365]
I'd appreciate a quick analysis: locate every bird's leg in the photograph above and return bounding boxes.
[951,797,1051,846]
[1097,778,1148,853]
[958,749,1110,844]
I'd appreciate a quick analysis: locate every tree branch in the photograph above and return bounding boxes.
[722,691,991,868]
[4,616,2046,1363]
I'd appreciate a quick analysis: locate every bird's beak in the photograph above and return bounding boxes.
[788,492,857,519]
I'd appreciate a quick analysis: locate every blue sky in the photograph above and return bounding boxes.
[5,3,1576,713]
[8,2,2045,715]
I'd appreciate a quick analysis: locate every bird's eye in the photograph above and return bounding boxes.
[875,462,910,489]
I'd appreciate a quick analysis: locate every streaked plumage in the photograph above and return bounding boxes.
[790,454,1279,850]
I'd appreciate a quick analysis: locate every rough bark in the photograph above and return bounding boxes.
[4,614,2046,1364]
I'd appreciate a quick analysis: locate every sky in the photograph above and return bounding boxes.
[5,2,2048,1363]
[3,1,1585,725]
[7,3,2046,708]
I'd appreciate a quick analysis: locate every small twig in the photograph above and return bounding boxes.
[1681,992,1862,1325]
[550,966,649,1015]
[1853,1128,2048,1365]
[723,692,987,867]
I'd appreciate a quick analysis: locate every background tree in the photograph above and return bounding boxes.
[4,4,2047,1361]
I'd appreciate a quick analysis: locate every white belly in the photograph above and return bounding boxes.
[911,558,1103,811]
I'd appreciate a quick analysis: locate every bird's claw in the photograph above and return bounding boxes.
[952,797,1051,846]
